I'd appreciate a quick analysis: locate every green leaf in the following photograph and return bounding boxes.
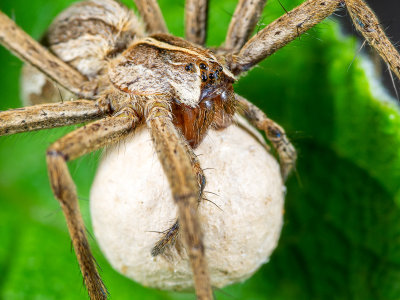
[1,0,400,299]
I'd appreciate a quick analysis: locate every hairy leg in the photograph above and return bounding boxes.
[133,0,168,34]
[185,0,209,46]
[346,0,400,80]
[226,0,400,79]
[0,100,107,136]
[151,143,206,257]
[47,108,140,300]
[226,0,341,74]
[0,11,95,98]
[236,94,297,181]
[146,101,212,300]
[224,0,268,52]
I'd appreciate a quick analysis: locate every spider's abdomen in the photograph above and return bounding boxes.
[21,0,144,105]
[47,0,144,79]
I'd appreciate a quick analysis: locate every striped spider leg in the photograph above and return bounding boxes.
[220,0,400,79]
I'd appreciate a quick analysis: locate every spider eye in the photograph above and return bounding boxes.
[199,63,207,70]
[201,73,208,82]
[218,66,223,72]
[185,63,194,71]
[208,72,215,80]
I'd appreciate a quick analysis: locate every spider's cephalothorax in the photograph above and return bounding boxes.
[23,0,237,148]
[108,33,236,147]
[1,0,399,299]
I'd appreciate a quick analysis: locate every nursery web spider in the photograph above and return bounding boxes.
[0,0,399,299]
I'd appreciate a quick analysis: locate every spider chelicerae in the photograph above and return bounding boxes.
[0,0,399,299]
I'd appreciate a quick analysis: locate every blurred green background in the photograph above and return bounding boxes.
[1,0,400,299]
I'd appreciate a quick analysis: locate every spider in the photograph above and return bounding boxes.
[0,0,399,299]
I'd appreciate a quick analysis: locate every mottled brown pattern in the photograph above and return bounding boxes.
[185,0,209,45]
[225,0,268,52]
[146,102,212,300]
[47,0,143,79]
[49,18,116,46]
[47,109,139,300]
[229,0,343,74]
[109,35,234,109]
[346,0,400,80]
[21,0,144,105]
[151,119,206,257]
[0,100,106,136]
[133,0,168,34]
[0,11,93,97]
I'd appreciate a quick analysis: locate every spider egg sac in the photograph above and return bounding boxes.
[90,117,285,291]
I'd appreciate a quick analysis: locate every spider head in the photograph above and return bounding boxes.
[146,34,236,147]
[170,63,236,147]
[109,34,235,106]
[109,33,236,147]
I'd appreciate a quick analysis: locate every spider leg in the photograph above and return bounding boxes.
[346,0,400,80]
[133,0,168,34]
[225,0,342,74]
[236,94,297,181]
[0,100,107,136]
[224,0,268,52]
[185,0,209,46]
[46,107,140,300]
[151,219,181,257]
[0,11,95,98]
[226,0,400,80]
[146,101,213,300]
[151,144,206,257]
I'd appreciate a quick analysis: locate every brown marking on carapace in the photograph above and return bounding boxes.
[109,33,236,147]
[150,33,211,56]
[172,83,235,148]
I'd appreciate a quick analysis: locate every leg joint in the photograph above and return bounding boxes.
[174,192,198,203]
[46,148,69,161]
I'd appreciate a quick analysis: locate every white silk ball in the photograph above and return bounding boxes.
[90,119,285,291]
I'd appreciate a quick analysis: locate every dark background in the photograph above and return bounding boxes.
[345,0,400,95]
